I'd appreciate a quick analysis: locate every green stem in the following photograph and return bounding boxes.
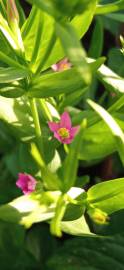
[39,99,52,121]
[29,98,42,138]
[29,98,44,157]
[50,194,67,237]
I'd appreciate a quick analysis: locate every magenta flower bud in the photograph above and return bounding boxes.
[7,0,19,24]
[16,173,37,195]
[48,112,80,144]
[51,58,71,72]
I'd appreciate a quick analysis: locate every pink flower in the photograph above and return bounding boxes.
[16,173,37,195]
[48,112,80,144]
[51,58,71,72]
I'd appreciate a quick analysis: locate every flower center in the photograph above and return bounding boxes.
[58,128,70,139]
[60,63,69,71]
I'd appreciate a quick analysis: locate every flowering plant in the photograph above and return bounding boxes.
[1,0,124,269]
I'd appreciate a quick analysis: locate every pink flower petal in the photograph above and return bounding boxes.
[54,132,63,143]
[63,137,76,144]
[48,122,60,132]
[54,132,71,144]
[16,173,36,195]
[60,112,71,129]
[48,112,80,145]
[51,64,58,71]
[70,126,80,137]
[51,58,71,72]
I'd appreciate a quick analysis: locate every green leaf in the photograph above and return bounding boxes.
[0,67,29,83]
[22,6,56,73]
[106,12,124,22]
[108,48,124,77]
[46,234,124,270]
[0,13,18,51]
[24,1,97,72]
[59,87,88,110]
[16,0,26,26]
[0,97,34,140]
[56,22,91,84]
[44,0,98,71]
[26,0,57,18]
[0,192,56,226]
[0,51,25,69]
[87,178,124,214]
[96,0,124,14]
[61,215,91,236]
[26,224,57,268]
[80,121,116,160]
[97,64,124,94]
[89,56,106,72]
[22,6,39,38]
[0,188,86,229]
[29,68,85,98]
[52,0,94,17]
[94,209,124,236]
[78,112,124,161]
[88,17,104,58]
[63,187,86,221]
[0,220,37,269]
[0,12,24,53]
[88,99,124,164]
[0,86,25,98]
[30,11,44,66]
[27,0,97,19]
[29,58,104,98]
[30,142,62,190]
[42,168,62,191]
[60,123,85,192]
[0,221,24,267]
[0,121,14,153]
[109,95,124,113]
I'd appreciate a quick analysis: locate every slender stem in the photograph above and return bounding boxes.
[108,95,124,113]
[29,97,44,159]
[98,91,107,105]
[29,98,42,138]
[39,99,52,121]
[50,194,67,237]
[64,144,69,154]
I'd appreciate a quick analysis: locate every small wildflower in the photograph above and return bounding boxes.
[16,173,37,195]
[48,112,80,144]
[52,58,71,72]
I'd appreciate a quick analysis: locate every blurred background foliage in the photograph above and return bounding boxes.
[1,0,124,269]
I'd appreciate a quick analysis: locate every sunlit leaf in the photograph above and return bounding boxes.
[88,99,124,164]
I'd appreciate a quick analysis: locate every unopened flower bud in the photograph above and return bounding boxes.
[88,207,109,225]
[7,0,24,53]
[7,0,19,25]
